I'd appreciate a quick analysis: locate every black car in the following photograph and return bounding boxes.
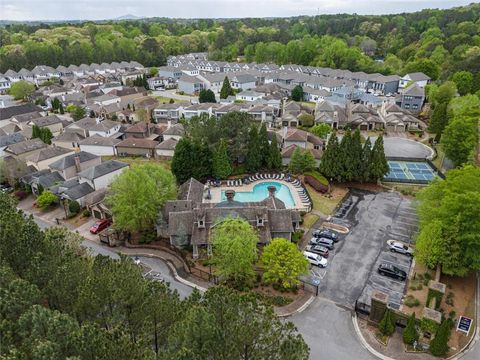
[378,263,407,281]
[312,228,339,242]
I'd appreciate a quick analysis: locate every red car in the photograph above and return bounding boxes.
[89,219,111,234]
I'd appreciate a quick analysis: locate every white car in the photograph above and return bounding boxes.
[387,240,413,257]
[303,251,328,268]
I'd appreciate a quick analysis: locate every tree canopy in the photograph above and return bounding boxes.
[415,166,480,276]
[107,164,177,234]
[261,238,309,290]
[8,80,35,100]
[220,76,234,99]
[198,88,216,103]
[0,194,309,359]
[212,217,258,290]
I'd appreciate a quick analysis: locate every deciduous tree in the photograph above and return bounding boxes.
[107,164,177,234]
[212,217,258,290]
[415,166,480,276]
[291,85,304,101]
[8,80,35,100]
[261,238,309,290]
[198,88,216,103]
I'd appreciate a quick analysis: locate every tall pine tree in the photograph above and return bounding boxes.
[268,135,282,170]
[245,126,262,172]
[360,137,373,182]
[191,141,213,182]
[319,131,340,181]
[258,124,270,167]
[220,76,234,99]
[213,139,232,179]
[369,136,389,182]
[171,138,194,184]
[351,129,363,182]
[428,102,448,139]
[338,130,353,182]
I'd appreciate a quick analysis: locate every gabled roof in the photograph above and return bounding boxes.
[284,128,308,142]
[53,131,85,142]
[155,137,178,150]
[37,171,65,188]
[5,138,47,155]
[403,83,425,97]
[77,160,128,180]
[78,134,121,146]
[0,132,26,148]
[29,115,63,127]
[63,182,94,200]
[178,178,204,204]
[49,151,99,170]
[405,72,431,81]
[115,138,159,149]
[0,104,43,121]
[26,146,72,163]
[163,123,184,136]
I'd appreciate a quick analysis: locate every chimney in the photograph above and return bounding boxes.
[167,120,171,129]
[74,154,81,173]
[268,186,277,198]
[225,190,235,202]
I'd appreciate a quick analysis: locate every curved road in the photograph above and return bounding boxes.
[32,216,479,360]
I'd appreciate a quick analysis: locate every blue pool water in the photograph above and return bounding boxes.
[221,181,295,208]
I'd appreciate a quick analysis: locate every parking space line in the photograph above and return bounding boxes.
[371,274,407,287]
[379,258,411,271]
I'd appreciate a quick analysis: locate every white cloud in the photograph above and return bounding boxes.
[0,0,473,21]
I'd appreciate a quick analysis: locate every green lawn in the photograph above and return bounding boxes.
[432,144,445,170]
[302,213,319,229]
[102,156,171,170]
[306,184,344,215]
[155,96,188,104]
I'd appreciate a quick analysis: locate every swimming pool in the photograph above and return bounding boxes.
[221,181,295,208]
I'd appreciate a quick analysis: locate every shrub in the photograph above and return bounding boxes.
[378,309,395,336]
[304,171,329,186]
[404,295,420,307]
[427,289,443,310]
[291,230,304,243]
[68,200,80,215]
[403,313,419,345]
[420,317,440,334]
[298,114,314,127]
[14,190,28,200]
[36,191,57,209]
[304,175,328,193]
[445,292,454,306]
[82,209,91,217]
[430,319,452,356]
[270,295,292,306]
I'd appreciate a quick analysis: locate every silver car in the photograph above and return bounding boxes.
[387,240,413,257]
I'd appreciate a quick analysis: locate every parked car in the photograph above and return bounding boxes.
[89,219,111,234]
[305,245,329,258]
[0,184,13,193]
[313,228,339,242]
[387,240,413,257]
[378,263,407,281]
[303,251,328,268]
[309,237,334,250]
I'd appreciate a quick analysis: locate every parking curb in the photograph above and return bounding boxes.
[352,313,396,360]
[277,294,315,318]
[115,251,208,292]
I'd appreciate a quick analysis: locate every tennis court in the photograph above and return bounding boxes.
[384,160,437,182]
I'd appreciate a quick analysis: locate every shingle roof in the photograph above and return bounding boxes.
[163,123,184,136]
[0,104,43,121]
[49,151,99,170]
[37,171,65,188]
[0,132,26,148]
[78,134,121,146]
[155,137,178,150]
[26,146,72,163]
[178,178,204,204]
[115,138,159,149]
[5,138,47,155]
[53,131,85,142]
[77,160,128,180]
[29,115,63,127]
[63,182,94,200]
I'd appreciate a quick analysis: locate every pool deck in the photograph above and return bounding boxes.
[204,179,310,212]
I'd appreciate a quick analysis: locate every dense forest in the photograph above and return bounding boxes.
[1,3,480,81]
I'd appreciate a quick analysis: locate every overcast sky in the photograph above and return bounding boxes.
[0,0,474,21]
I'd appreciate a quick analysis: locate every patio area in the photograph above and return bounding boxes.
[203,174,312,212]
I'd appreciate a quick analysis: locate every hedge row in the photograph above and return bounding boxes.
[304,175,328,193]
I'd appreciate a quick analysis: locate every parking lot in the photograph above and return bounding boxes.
[305,190,417,309]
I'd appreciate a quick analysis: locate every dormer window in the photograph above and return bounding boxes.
[198,217,205,228]
[257,217,264,227]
